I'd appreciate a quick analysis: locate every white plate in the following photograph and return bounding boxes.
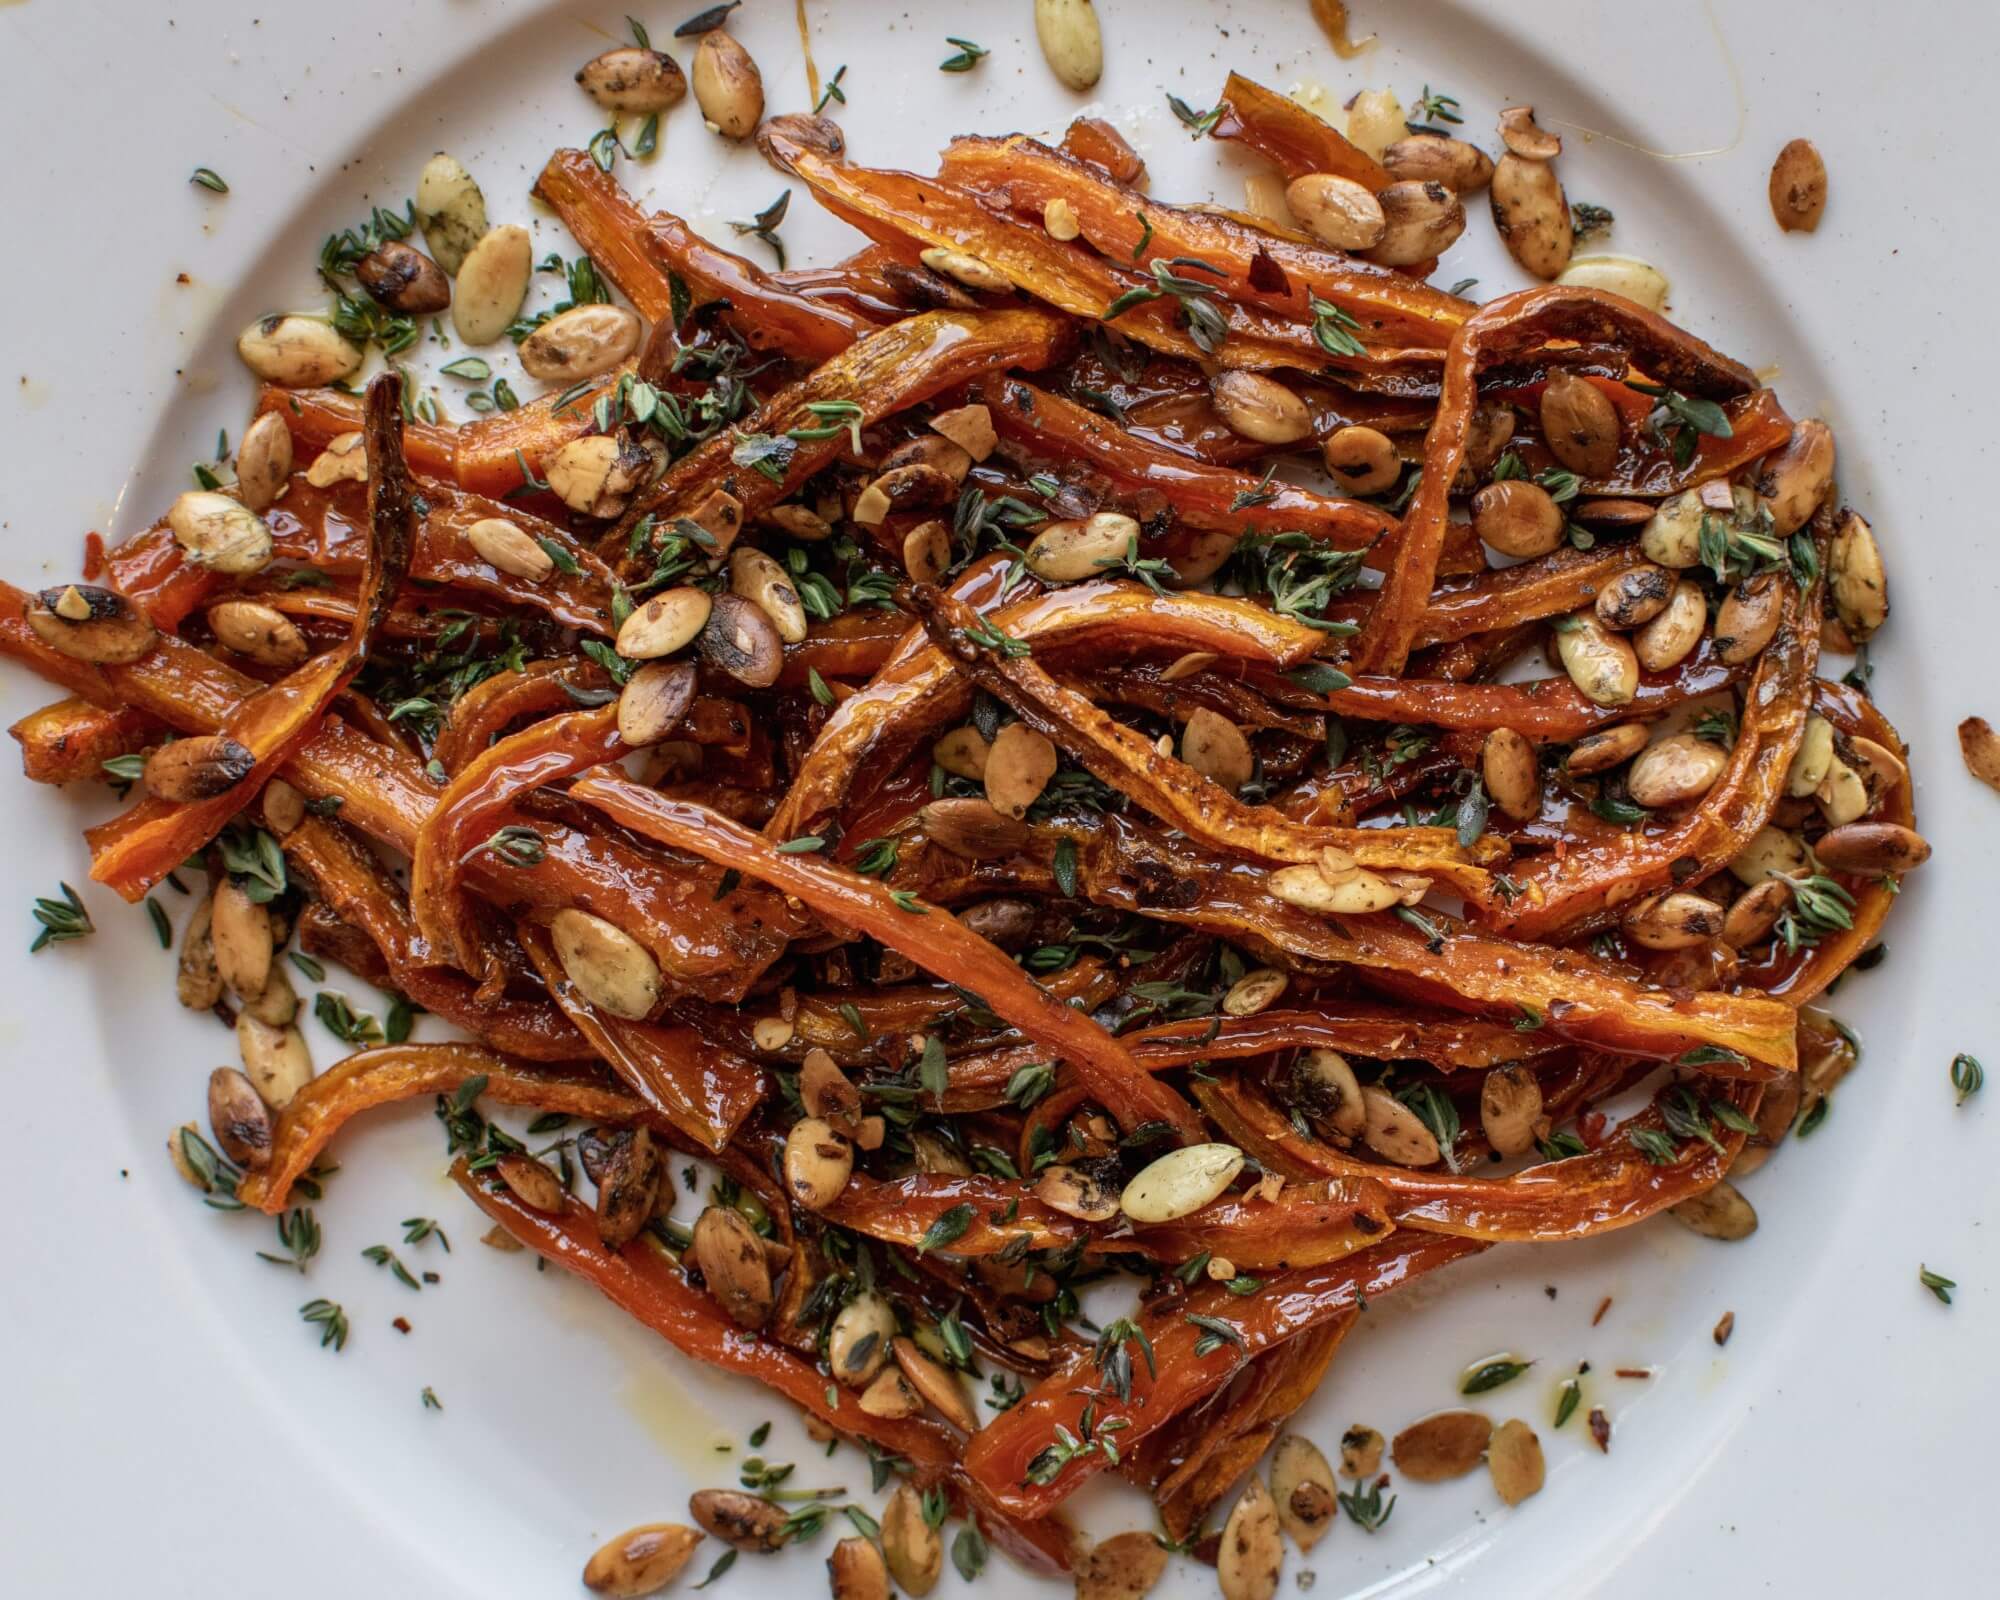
[0,1,1989,1594]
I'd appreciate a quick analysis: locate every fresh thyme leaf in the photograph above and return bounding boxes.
[300,1298,349,1351]
[315,991,385,1045]
[813,64,848,115]
[674,2,740,36]
[1052,837,1079,898]
[1553,1375,1582,1428]
[917,1203,975,1255]
[1462,1356,1533,1394]
[1919,1265,1957,1305]
[1338,1474,1395,1532]
[1952,1053,1984,1106]
[1166,94,1224,138]
[775,836,827,855]
[1308,296,1367,359]
[189,166,229,194]
[479,824,547,868]
[939,36,989,71]
[145,897,172,950]
[1570,200,1616,242]
[28,882,92,953]
[1626,1126,1679,1165]
[1397,1081,1461,1169]
[1185,1312,1246,1358]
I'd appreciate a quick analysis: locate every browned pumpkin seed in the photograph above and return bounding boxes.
[1024,511,1140,582]
[236,315,363,387]
[902,519,952,583]
[1721,877,1792,948]
[495,1151,565,1212]
[576,46,689,113]
[1756,419,1836,536]
[1481,727,1539,821]
[1621,890,1726,950]
[25,584,159,664]
[144,734,254,803]
[1491,152,1572,278]
[304,430,368,489]
[984,722,1058,818]
[1217,1474,1283,1600]
[355,239,452,315]
[177,896,223,1011]
[828,1535,890,1600]
[1360,1085,1442,1166]
[783,1116,855,1210]
[453,224,534,346]
[235,412,294,512]
[691,1205,776,1329]
[698,593,783,689]
[550,908,663,1020]
[830,1291,896,1385]
[1669,1178,1758,1241]
[1322,425,1399,495]
[1365,179,1466,267]
[616,586,712,660]
[208,599,308,666]
[1222,967,1288,1017]
[1339,1424,1384,1479]
[956,896,1037,949]
[1487,1418,1546,1504]
[1714,571,1784,664]
[1566,722,1649,775]
[1382,134,1495,192]
[858,1364,922,1419]
[1959,716,2000,793]
[1268,1433,1337,1552]
[1627,732,1728,808]
[689,1488,788,1552]
[1480,1064,1544,1158]
[1554,613,1639,706]
[1634,578,1706,671]
[1814,822,1930,874]
[692,30,764,137]
[1768,139,1827,232]
[930,402,997,461]
[918,246,1012,293]
[596,1126,663,1249]
[1497,105,1561,160]
[236,1012,311,1107]
[1292,1048,1365,1137]
[727,546,807,642]
[211,879,273,999]
[932,725,992,781]
[1074,1531,1167,1600]
[208,1066,274,1170]
[881,1481,943,1596]
[1036,1159,1123,1222]
[616,660,698,748]
[582,1522,703,1596]
[519,304,643,384]
[1829,510,1886,638]
[1181,706,1254,791]
[1595,563,1676,630]
[1392,1410,1493,1482]
[1540,371,1619,476]
[892,1335,979,1432]
[921,797,1031,859]
[1471,479,1564,558]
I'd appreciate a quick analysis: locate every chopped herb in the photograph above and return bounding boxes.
[888,888,927,914]
[1308,296,1367,359]
[951,1526,988,1581]
[1462,1356,1533,1394]
[813,64,848,115]
[1408,84,1464,127]
[917,1203,974,1255]
[674,2,740,36]
[1775,872,1856,953]
[939,36,989,72]
[189,166,229,194]
[1953,1053,1984,1106]
[28,882,92,953]
[300,1298,349,1351]
[1537,1129,1587,1161]
[1919,1265,1957,1305]
[289,951,327,984]
[362,1243,422,1291]
[1338,1474,1395,1532]
[1051,837,1079,897]
[728,190,791,269]
[692,1549,738,1589]
[479,824,547,868]
[145,897,172,950]
[1185,1312,1246,1359]
[1397,1081,1461,1169]
[420,1386,442,1410]
[775,836,827,855]
[1553,1375,1582,1428]
[1626,1126,1680,1165]
[1166,94,1224,138]
[257,1206,322,1272]
[315,991,385,1046]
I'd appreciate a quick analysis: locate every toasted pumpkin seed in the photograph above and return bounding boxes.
[1322,424,1399,495]
[464,516,553,582]
[1268,861,1402,915]
[1481,727,1538,821]
[304,430,368,489]
[828,1535,890,1600]
[1634,578,1706,671]
[616,586,712,660]
[1282,171,1388,250]
[689,1488,788,1551]
[783,1116,854,1211]
[902,519,952,584]
[211,879,273,999]
[1035,1160,1123,1222]
[1555,613,1639,706]
[929,402,998,462]
[239,960,299,1025]
[1669,1179,1758,1241]
[1487,1418,1546,1504]
[984,722,1058,818]
[1829,510,1886,638]
[1393,1410,1493,1482]
[1181,707,1255,792]
[1222,966,1288,1018]
[208,599,308,667]
[1566,722,1649,775]
[414,152,488,276]
[1075,1531,1167,1600]
[1360,1085,1442,1166]
[1768,138,1827,233]
[1024,511,1140,582]
[1211,370,1312,445]
[1556,254,1669,314]
[616,660,698,748]
[208,1065,274,1170]
[858,1364,922,1419]
[1480,1064,1544,1158]
[881,1482,943,1596]
[727,546,807,642]
[1815,821,1930,874]
[1339,1425,1384,1479]
[1627,732,1728,808]
[494,1151,565,1212]
[168,491,274,575]
[1471,478,1563,559]
[1756,418,1835,536]
[698,593,783,689]
[519,304,642,383]
[1491,152,1572,278]
[236,314,363,387]
[691,1205,775,1329]
[1497,105,1561,160]
[692,30,763,137]
[919,246,1013,293]
[145,734,254,803]
[177,897,223,1010]
[235,412,294,512]
[1540,371,1619,476]
[1714,571,1783,664]
[1621,890,1726,950]
[892,1335,979,1432]
[582,1522,703,1596]
[1121,1142,1244,1224]
[1269,1433,1337,1552]
[932,725,992,781]
[452,224,533,346]
[1730,825,1812,886]
[1365,179,1466,267]
[1722,877,1792,948]
[595,1126,664,1249]
[550,908,662,1020]
[1292,1048,1365,1137]
[831,1291,896,1386]
[1218,1474,1283,1600]
[577,46,689,113]
[1386,134,1494,192]
[25,584,157,664]
[1595,562,1676,630]
[355,239,452,315]
[237,1013,313,1109]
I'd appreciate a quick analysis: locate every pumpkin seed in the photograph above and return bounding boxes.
[918,246,1012,292]
[1768,138,1827,233]
[25,585,157,664]
[1556,254,1669,314]
[922,797,1031,861]
[616,660,698,747]
[494,1151,565,1212]
[208,1065,274,1170]
[616,586,712,660]
[304,430,368,488]
[1121,1142,1244,1223]
[1566,722,1648,775]
[750,1015,794,1052]
[831,1291,896,1386]
[782,1116,854,1211]
[1627,732,1728,808]
[858,1365,921,1419]
[1033,0,1103,91]
[1392,1410,1493,1482]
[1222,966,1288,1018]
[168,491,274,575]
[882,1482,943,1596]
[1322,425,1399,495]
[1714,571,1783,664]
[1668,1179,1758,1241]
[1755,418,1835,536]
[1211,370,1313,445]
[237,1013,313,1109]
[1540,371,1619,476]
[1815,821,1930,874]
[691,1205,775,1329]
[1268,1433,1337,1552]
[1339,1425,1384,1479]
[1480,1064,1544,1158]
[1268,861,1402,915]
[689,1488,788,1551]
[1365,179,1466,267]
[1595,562,1676,630]
[929,402,998,462]
[1181,707,1254,792]
[763,501,834,542]
[208,599,308,667]
[595,1126,663,1249]
[1292,1048,1365,1137]
[212,879,273,999]
[236,314,363,387]
[235,412,294,512]
[1721,877,1791,948]
[692,30,763,137]
[902,519,952,583]
[727,546,808,642]
[177,897,223,1010]
[932,725,991,781]
[698,593,783,689]
[1024,511,1140,582]
[550,908,662,1020]
[1471,479,1564,558]
[1633,578,1706,671]
[355,239,452,315]
[1491,152,1572,278]
[519,304,642,383]
[984,722,1057,818]
[1638,489,1707,568]
[576,46,689,113]
[1730,826,1812,886]
[1497,105,1561,160]
[239,960,298,1025]
[1481,727,1538,820]
[828,1535,891,1600]
[1217,1474,1283,1600]
[582,1523,703,1596]
[1621,890,1726,950]
[1555,612,1639,706]
[892,1336,979,1432]
[1829,510,1886,638]
[414,152,488,277]
[1043,196,1083,240]
[144,734,254,803]
[1360,1085,1442,1166]
[1486,1418,1546,1505]
[464,516,553,582]
[1074,1530,1166,1600]
[1815,755,1869,826]
[452,223,533,346]
[1034,1160,1122,1222]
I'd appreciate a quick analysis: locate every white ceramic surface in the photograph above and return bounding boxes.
[0,1,1989,1594]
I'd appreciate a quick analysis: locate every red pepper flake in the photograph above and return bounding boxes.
[1579,1110,1609,1149]
[82,531,106,580]
[1587,1406,1611,1453]
[392,1317,412,1334]
[1591,1295,1613,1327]
[1713,1311,1735,1346]
[1614,1367,1651,1380]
